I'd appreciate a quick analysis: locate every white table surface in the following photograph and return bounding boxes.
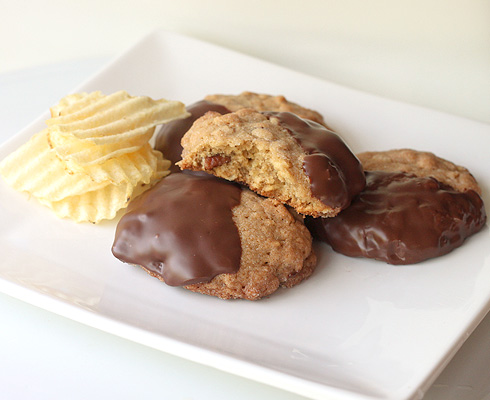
[0,52,490,400]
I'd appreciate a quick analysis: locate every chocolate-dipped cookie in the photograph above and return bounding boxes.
[178,109,365,217]
[308,149,486,264]
[112,173,316,300]
[154,92,328,172]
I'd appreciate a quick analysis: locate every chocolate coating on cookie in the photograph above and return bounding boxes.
[155,100,230,171]
[186,189,317,300]
[112,172,316,299]
[178,109,365,217]
[112,173,242,286]
[263,111,365,209]
[308,171,486,264]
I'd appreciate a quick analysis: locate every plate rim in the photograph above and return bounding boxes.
[1,29,489,400]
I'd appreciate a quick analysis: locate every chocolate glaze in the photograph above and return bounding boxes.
[112,173,242,286]
[263,112,365,209]
[155,100,230,171]
[307,171,486,264]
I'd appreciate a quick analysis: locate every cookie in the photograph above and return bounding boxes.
[112,173,316,300]
[178,108,365,217]
[308,149,486,265]
[154,92,327,171]
[205,91,327,126]
[357,149,481,194]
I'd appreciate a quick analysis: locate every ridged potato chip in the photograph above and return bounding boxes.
[47,91,186,140]
[48,128,154,166]
[0,130,109,201]
[0,90,187,223]
[50,92,105,117]
[38,182,134,224]
[65,144,170,187]
[38,156,169,224]
[49,91,136,123]
[47,90,188,164]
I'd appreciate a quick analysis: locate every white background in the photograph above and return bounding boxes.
[1,0,489,124]
[1,1,489,399]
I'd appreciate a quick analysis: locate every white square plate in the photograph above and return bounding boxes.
[0,30,489,400]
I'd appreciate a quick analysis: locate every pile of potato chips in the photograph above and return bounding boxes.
[0,91,189,223]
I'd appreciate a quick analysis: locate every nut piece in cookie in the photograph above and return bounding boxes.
[178,109,365,217]
[205,91,327,126]
[112,173,316,300]
[155,100,231,171]
[308,149,486,264]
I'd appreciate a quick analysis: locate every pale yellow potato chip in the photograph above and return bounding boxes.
[0,130,109,201]
[39,182,134,224]
[39,163,168,224]
[0,131,170,222]
[48,91,132,123]
[50,92,105,117]
[48,128,154,165]
[46,90,188,165]
[1,90,183,223]
[63,144,169,187]
[47,91,188,136]
[53,123,156,145]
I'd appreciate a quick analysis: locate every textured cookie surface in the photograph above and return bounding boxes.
[186,190,317,300]
[112,173,316,300]
[205,91,327,126]
[178,109,365,217]
[308,149,486,265]
[357,149,481,194]
[154,92,328,171]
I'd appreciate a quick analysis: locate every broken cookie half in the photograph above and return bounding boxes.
[178,108,365,217]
